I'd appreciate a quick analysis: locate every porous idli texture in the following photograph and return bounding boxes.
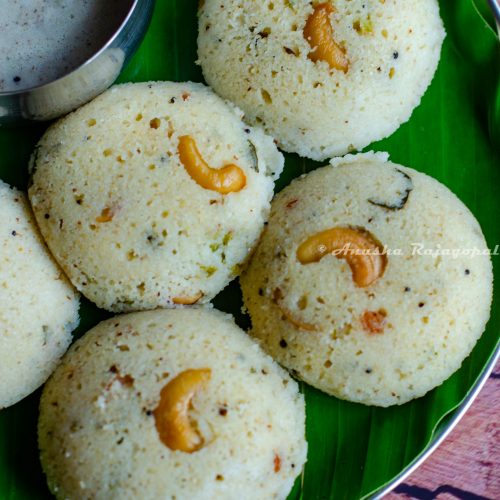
[198,0,445,160]
[0,181,79,409]
[38,308,307,500]
[241,153,493,406]
[29,82,284,312]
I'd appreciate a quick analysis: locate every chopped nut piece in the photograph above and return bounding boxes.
[272,287,317,331]
[172,292,203,305]
[96,207,115,223]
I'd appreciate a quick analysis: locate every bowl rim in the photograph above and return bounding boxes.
[0,0,139,97]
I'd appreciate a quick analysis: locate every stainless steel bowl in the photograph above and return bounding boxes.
[0,0,155,125]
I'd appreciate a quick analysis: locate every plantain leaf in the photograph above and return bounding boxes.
[0,1,498,499]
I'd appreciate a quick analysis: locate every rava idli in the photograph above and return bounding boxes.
[0,180,79,409]
[28,81,284,312]
[240,152,493,407]
[198,0,445,160]
[38,308,307,500]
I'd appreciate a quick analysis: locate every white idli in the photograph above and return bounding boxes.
[38,308,307,499]
[29,81,284,312]
[198,0,445,160]
[0,180,79,409]
[241,153,493,406]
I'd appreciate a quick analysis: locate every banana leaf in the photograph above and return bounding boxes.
[0,1,498,498]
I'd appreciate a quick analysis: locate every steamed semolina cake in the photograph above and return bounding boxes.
[240,153,493,407]
[198,0,445,160]
[38,308,307,500]
[29,81,284,312]
[0,181,79,409]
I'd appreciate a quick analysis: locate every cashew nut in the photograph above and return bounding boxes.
[96,207,115,223]
[279,306,317,331]
[172,292,203,305]
[296,227,387,287]
[153,368,211,453]
[178,135,246,194]
[303,3,349,73]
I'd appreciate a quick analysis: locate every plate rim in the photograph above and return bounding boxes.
[369,339,500,499]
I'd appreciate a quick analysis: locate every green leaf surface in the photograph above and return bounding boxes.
[0,1,498,499]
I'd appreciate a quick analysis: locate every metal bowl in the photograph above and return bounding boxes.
[0,0,155,125]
